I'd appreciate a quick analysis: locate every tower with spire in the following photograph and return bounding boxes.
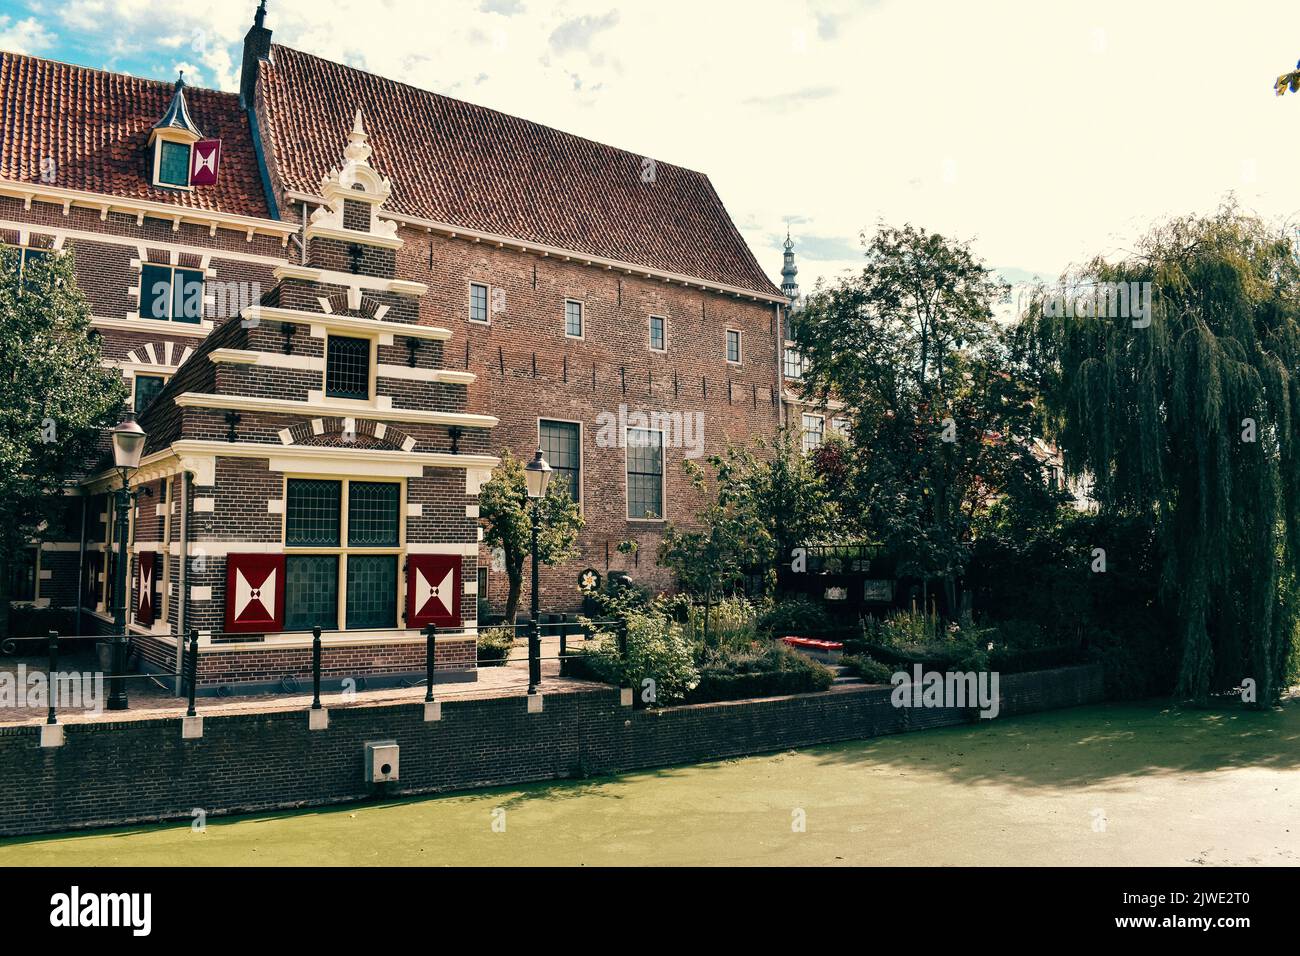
[780,230,800,309]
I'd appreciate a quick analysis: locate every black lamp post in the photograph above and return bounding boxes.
[107,413,146,711]
[523,448,552,695]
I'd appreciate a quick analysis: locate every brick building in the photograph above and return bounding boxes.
[0,3,788,689]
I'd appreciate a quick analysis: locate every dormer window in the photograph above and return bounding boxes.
[158,141,192,187]
[148,72,203,191]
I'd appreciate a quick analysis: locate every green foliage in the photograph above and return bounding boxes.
[756,595,833,637]
[840,653,895,684]
[689,642,833,703]
[792,224,1058,607]
[476,626,517,666]
[1018,205,1297,704]
[0,248,127,635]
[478,450,583,622]
[658,431,841,603]
[686,595,758,648]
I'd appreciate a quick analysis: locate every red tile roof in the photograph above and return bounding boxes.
[0,52,271,219]
[259,45,780,298]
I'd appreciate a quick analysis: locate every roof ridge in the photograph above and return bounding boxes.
[0,49,238,99]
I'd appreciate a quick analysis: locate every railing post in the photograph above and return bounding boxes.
[311,625,322,710]
[617,619,628,661]
[424,623,437,702]
[185,628,199,718]
[46,631,58,725]
[558,622,569,678]
[527,618,541,695]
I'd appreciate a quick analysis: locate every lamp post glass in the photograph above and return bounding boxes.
[111,415,147,470]
[524,449,552,499]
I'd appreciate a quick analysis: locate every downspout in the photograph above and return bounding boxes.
[75,493,87,636]
[774,302,785,430]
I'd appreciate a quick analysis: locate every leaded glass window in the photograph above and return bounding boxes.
[627,428,663,519]
[285,555,339,631]
[158,140,191,187]
[134,374,166,414]
[539,420,580,503]
[326,335,371,400]
[345,555,397,629]
[286,479,341,547]
[347,481,400,547]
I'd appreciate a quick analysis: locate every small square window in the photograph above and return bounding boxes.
[726,329,742,364]
[286,479,342,547]
[134,374,167,414]
[565,300,584,338]
[347,481,400,547]
[158,140,191,187]
[469,282,489,323]
[649,315,665,351]
[326,335,371,400]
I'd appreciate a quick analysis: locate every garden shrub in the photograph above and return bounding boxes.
[756,595,833,638]
[688,642,833,703]
[841,653,894,684]
[476,626,517,667]
[687,595,758,649]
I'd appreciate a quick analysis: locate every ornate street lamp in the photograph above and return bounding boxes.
[107,413,146,710]
[523,449,552,695]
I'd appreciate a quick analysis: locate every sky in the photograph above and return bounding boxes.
[3,0,1300,295]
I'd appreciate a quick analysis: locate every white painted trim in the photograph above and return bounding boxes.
[376,363,476,384]
[304,221,403,250]
[173,392,498,429]
[211,348,325,372]
[406,543,478,555]
[273,263,427,298]
[242,305,451,341]
[0,180,298,240]
[92,316,212,337]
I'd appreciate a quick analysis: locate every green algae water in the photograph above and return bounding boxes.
[4,703,1298,866]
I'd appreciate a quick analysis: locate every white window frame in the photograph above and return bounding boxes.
[151,133,195,191]
[322,333,377,403]
[138,262,205,323]
[468,281,490,325]
[133,373,170,413]
[624,426,666,522]
[725,328,743,365]
[648,314,667,353]
[564,298,585,340]
[801,413,825,454]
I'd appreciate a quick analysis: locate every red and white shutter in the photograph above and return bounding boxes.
[136,552,156,626]
[190,139,222,186]
[224,554,286,634]
[406,554,460,628]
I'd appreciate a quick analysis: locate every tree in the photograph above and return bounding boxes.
[791,224,1055,615]
[478,450,583,623]
[658,431,840,642]
[0,247,127,637]
[1018,205,1300,705]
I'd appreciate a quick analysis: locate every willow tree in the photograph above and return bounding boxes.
[1019,207,1300,705]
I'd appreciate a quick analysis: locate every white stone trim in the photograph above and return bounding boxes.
[377,363,476,384]
[173,391,498,429]
[241,305,452,341]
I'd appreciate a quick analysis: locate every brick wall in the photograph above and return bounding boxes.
[0,665,1103,836]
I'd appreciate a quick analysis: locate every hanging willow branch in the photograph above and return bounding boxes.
[1020,205,1300,704]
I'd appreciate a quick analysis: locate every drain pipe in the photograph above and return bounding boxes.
[175,469,191,689]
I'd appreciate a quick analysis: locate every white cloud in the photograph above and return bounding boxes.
[0,15,56,54]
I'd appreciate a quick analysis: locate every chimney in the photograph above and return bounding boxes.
[239,0,272,110]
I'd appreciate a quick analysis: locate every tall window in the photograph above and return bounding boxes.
[139,264,204,323]
[326,335,371,400]
[831,417,851,440]
[539,420,581,504]
[469,282,489,323]
[134,374,167,414]
[284,478,401,632]
[2,245,50,278]
[783,345,804,380]
[627,428,664,519]
[801,414,825,453]
[564,299,584,338]
[158,141,191,187]
[726,329,742,364]
[648,315,666,351]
